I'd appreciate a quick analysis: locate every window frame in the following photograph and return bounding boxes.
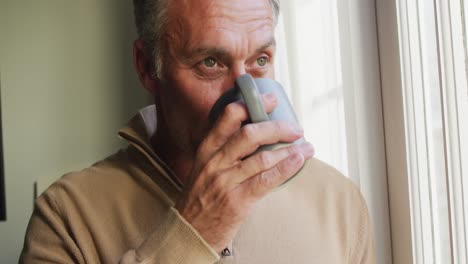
[377,0,468,263]
[376,0,414,263]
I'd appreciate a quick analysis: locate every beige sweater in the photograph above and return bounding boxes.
[20,106,375,263]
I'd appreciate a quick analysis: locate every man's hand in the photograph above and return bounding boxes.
[175,93,315,252]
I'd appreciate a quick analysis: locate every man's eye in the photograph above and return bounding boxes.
[202,57,218,68]
[257,56,269,66]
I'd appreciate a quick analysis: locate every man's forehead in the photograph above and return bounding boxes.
[168,0,275,37]
[168,0,274,26]
[166,0,275,49]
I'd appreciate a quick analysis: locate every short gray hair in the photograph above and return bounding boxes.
[133,0,280,79]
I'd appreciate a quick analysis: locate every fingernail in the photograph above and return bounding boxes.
[289,153,303,163]
[293,125,304,134]
[265,92,277,101]
[300,143,315,158]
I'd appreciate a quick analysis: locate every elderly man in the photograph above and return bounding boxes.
[20,0,375,263]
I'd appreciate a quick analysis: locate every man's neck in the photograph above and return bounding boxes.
[150,126,195,187]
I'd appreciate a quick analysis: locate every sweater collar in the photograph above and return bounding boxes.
[118,105,184,192]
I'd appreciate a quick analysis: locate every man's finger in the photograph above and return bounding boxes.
[197,93,278,164]
[210,142,313,192]
[216,120,304,165]
[239,152,306,201]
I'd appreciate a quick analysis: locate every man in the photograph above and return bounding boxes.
[20,0,375,263]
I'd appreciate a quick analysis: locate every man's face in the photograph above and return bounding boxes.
[158,0,276,153]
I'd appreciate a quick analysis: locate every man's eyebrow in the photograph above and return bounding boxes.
[254,37,276,54]
[183,37,276,61]
[190,47,230,58]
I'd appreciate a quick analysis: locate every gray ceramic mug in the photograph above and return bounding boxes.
[209,74,306,186]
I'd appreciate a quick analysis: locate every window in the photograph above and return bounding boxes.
[279,0,468,262]
[379,0,468,262]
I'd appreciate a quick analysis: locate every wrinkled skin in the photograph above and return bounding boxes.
[133,0,315,252]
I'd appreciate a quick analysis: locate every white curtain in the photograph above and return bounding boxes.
[274,1,393,263]
[274,0,348,177]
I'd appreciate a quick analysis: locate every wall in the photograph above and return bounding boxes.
[0,1,150,262]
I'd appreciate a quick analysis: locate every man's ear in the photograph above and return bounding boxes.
[133,39,160,95]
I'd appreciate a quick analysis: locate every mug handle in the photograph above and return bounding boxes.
[236,74,269,123]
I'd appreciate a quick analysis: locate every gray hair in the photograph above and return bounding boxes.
[133,0,280,79]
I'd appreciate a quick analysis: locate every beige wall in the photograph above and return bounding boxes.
[0,1,150,262]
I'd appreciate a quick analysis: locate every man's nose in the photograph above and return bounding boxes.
[226,63,247,88]
[231,63,247,80]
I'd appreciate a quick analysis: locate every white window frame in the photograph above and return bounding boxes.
[376,1,414,263]
[377,0,468,263]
